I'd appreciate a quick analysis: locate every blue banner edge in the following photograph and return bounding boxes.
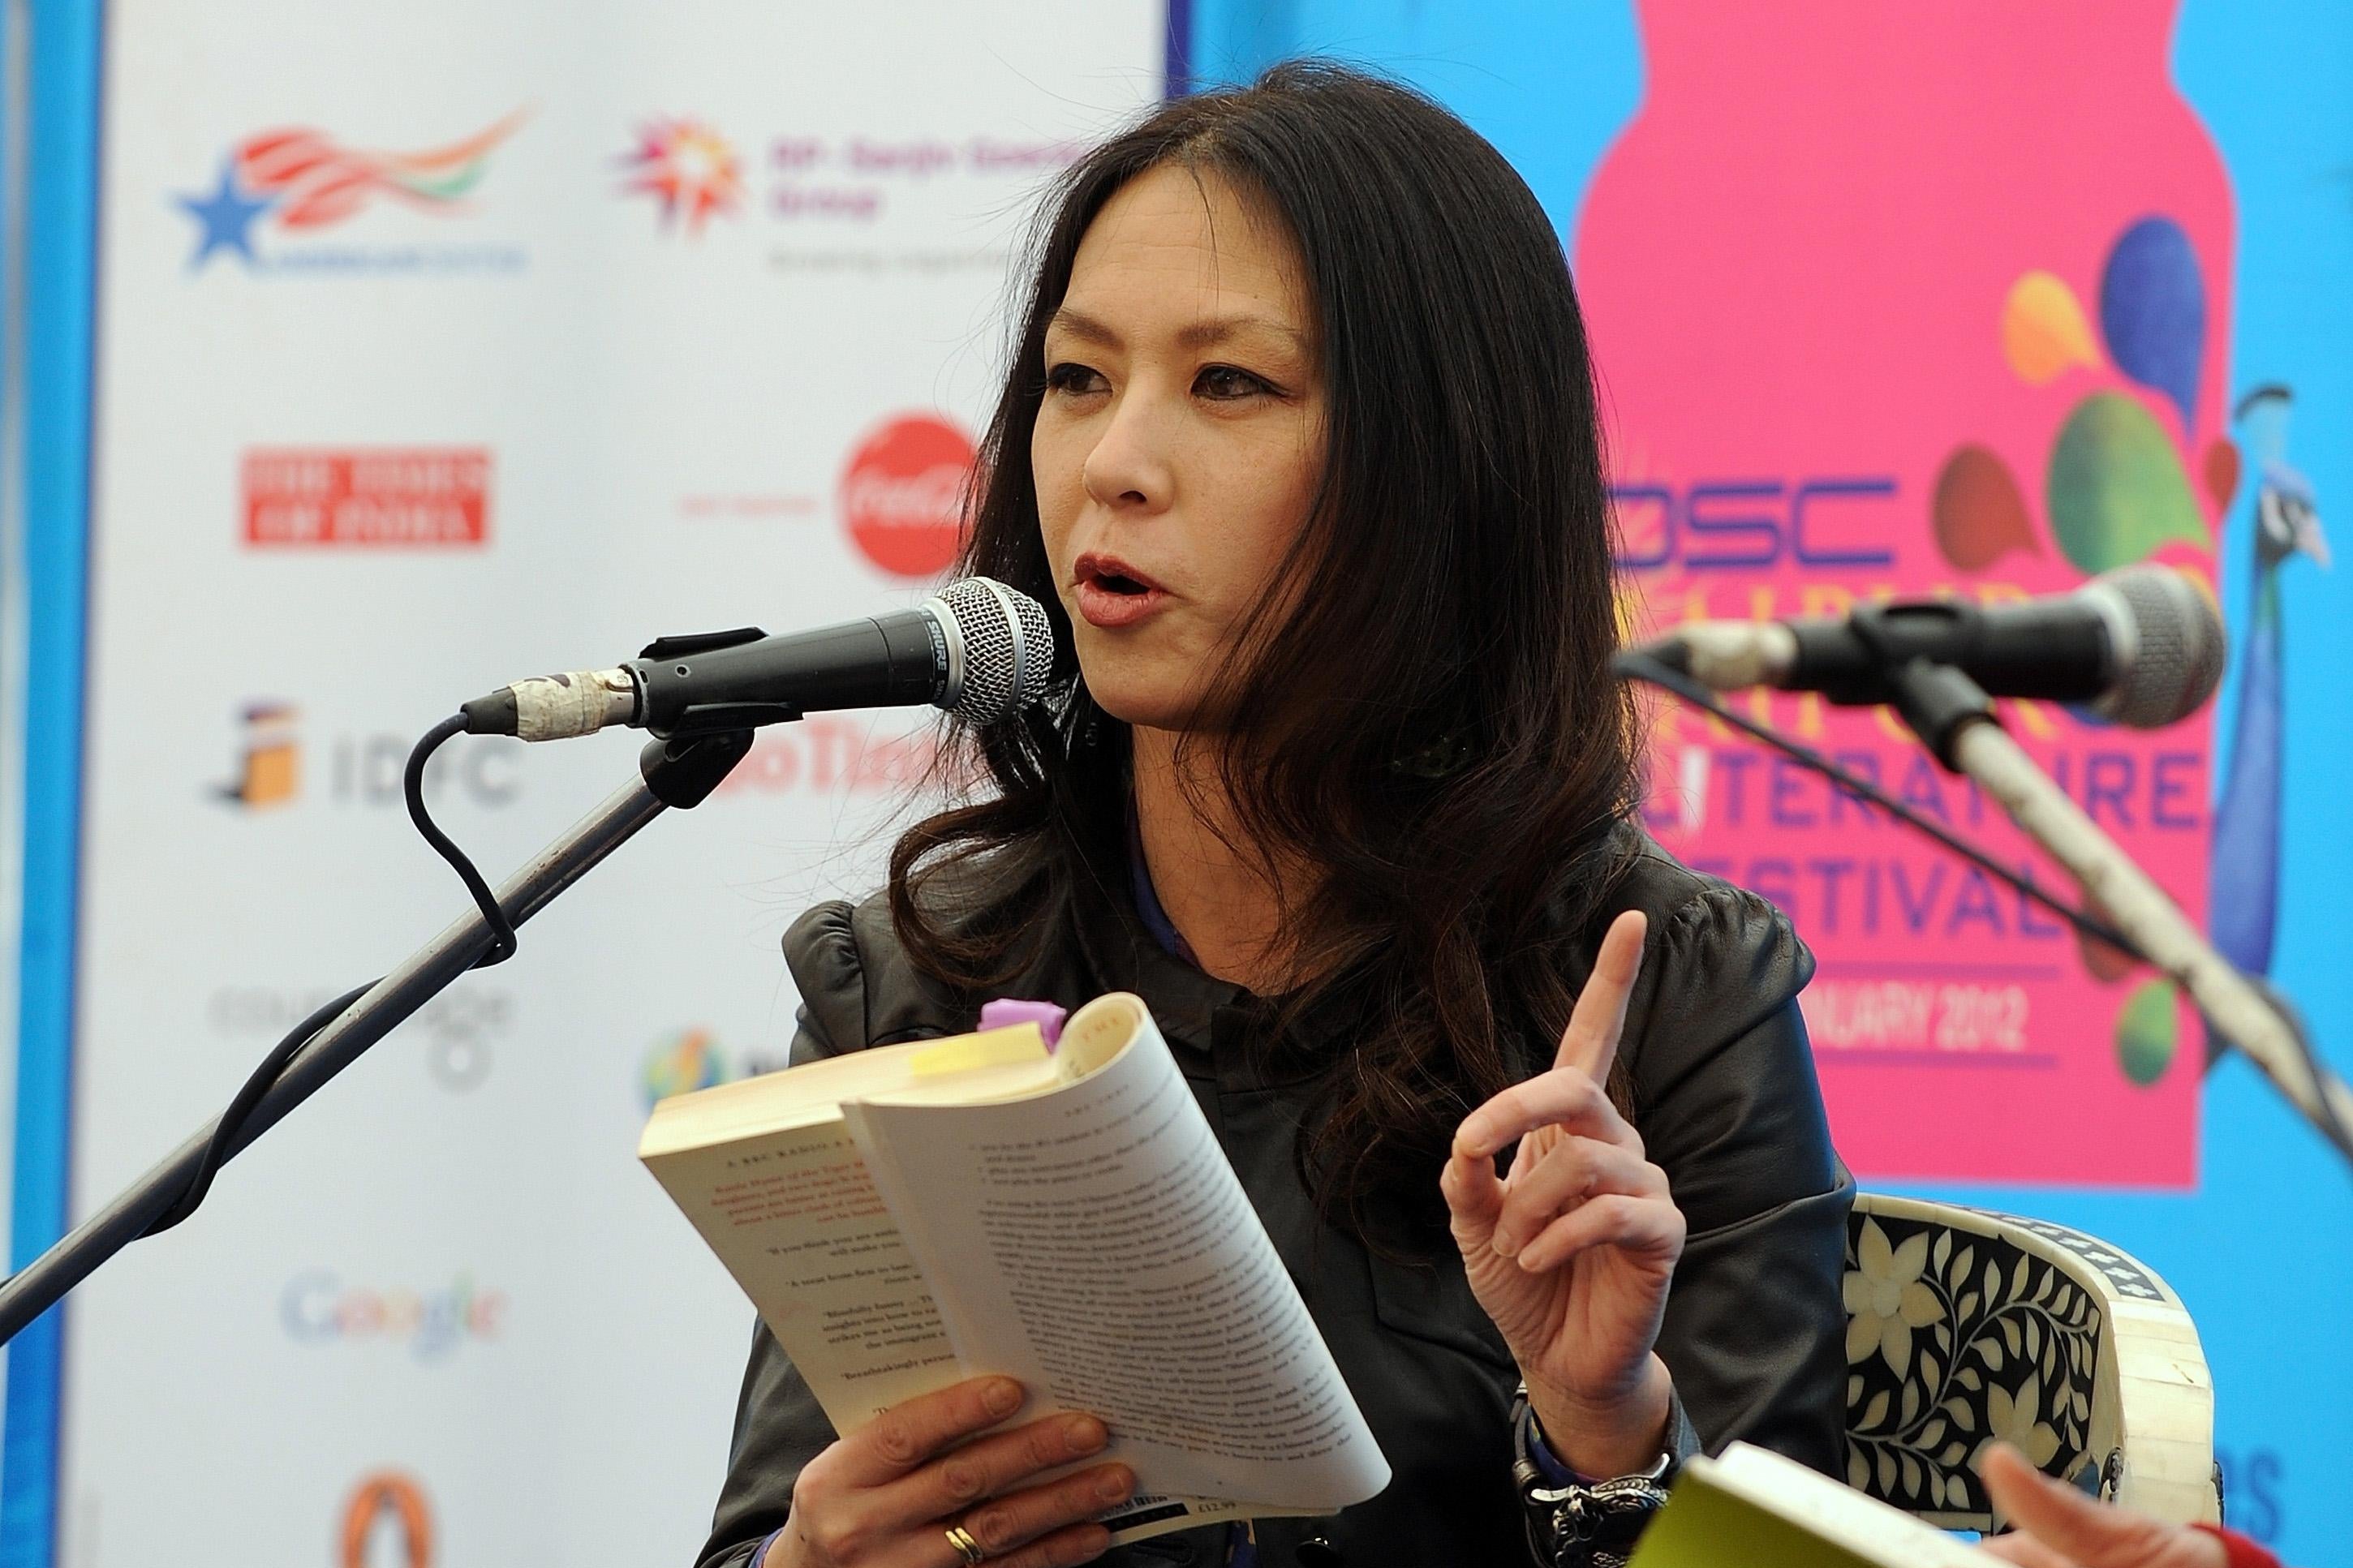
[4,0,101,1563]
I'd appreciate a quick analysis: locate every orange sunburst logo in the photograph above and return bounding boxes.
[617,117,743,235]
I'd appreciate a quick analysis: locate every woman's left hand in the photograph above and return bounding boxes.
[1439,909,1683,1477]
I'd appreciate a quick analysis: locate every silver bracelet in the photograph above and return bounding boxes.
[1508,1383,1675,1568]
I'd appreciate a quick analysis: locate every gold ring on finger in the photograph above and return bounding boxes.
[943,1523,987,1565]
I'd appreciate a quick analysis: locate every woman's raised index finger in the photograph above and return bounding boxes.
[1555,910,1647,1079]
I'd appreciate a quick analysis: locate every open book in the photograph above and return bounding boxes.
[640,993,1390,1544]
[1631,1442,1998,1568]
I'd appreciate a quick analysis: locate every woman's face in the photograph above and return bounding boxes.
[1033,163,1327,733]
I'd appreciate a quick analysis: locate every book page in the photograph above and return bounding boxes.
[843,994,1391,1514]
[645,1111,1309,1549]
[645,1119,960,1429]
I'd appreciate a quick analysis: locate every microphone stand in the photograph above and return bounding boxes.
[0,728,755,1346]
[1878,659,2353,1162]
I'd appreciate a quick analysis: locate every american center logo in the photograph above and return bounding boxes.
[174,111,529,275]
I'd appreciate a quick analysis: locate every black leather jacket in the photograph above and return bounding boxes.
[695,837,1852,1568]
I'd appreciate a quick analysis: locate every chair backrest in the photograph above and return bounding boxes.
[1843,1192,2219,1531]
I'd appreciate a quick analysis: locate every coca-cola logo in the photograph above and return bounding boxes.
[840,413,973,577]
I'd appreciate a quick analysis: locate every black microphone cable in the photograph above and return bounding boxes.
[1615,649,2353,1169]
[402,714,521,966]
[142,715,518,1235]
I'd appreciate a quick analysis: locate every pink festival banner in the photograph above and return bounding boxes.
[1577,0,2232,1184]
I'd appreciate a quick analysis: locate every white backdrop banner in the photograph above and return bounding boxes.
[62,5,1164,1565]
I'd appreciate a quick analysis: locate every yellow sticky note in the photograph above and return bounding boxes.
[907,1025,1048,1076]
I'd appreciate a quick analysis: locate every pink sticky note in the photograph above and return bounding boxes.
[979,999,1067,1049]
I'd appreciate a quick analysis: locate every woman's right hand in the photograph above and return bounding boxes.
[764,1376,1133,1568]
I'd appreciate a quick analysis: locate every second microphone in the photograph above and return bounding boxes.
[1621,565,2224,730]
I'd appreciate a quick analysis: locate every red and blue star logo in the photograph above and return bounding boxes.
[172,112,526,270]
[176,157,276,268]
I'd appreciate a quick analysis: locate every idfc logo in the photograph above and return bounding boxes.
[243,448,490,548]
[841,413,974,578]
[213,702,301,808]
[282,1270,505,1364]
[213,702,521,810]
[340,1470,433,1568]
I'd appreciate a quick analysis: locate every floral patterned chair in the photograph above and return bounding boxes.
[1843,1192,2221,1531]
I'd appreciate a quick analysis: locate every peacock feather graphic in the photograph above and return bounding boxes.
[2209,384,2327,986]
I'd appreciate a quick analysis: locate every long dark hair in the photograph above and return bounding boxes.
[888,61,1640,1244]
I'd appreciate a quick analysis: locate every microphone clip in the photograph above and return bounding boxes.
[1845,603,2000,768]
[1873,655,2000,771]
[652,700,805,737]
[1796,597,1991,708]
[634,626,800,737]
[638,626,768,661]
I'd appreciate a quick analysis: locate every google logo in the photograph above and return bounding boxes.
[282,1271,505,1364]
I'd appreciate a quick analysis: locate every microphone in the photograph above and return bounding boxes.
[461,577,1056,741]
[1625,564,2224,728]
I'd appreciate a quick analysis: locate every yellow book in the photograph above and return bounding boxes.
[1632,1443,1999,1568]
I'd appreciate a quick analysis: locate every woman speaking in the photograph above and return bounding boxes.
[696,62,1849,1568]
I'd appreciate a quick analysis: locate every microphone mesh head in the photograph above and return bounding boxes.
[2094,565,2226,728]
[933,577,1056,724]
